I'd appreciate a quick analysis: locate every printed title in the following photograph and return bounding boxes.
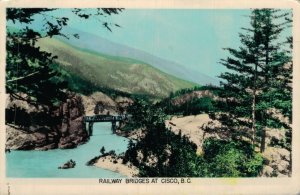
[99,178,192,184]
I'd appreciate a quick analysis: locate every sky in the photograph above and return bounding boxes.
[64,9,251,78]
[7,9,291,79]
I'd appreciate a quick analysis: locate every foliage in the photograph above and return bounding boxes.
[123,97,198,176]
[122,10,292,174]
[122,97,166,131]
[216,9,292,152]
[201,138,263,177]
[6,8,123,107]
[124,112,264,177]
[100,146,106,155]
[123,97,263,177]
[124,121,200,177]
[168,85,219,99]
[166,97,216,116]
[60,65,133,98]
[157,85,220,116]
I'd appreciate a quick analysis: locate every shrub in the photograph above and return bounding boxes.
[201,138,264,177]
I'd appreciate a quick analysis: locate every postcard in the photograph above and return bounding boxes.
[0,0,300,194]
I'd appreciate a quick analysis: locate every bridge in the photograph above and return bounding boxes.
[83,114,129,135]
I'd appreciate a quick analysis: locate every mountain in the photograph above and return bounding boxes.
[36,37,197,98]
[56,28,219,85]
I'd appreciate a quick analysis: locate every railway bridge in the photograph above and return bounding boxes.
[83,114,129,135]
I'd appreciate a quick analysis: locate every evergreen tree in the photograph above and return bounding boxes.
[216,9,292,152]
[100,146,106,155]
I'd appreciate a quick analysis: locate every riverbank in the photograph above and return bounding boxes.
[6,122,128,178]
[94,114,212,176]
[93,155,138,177]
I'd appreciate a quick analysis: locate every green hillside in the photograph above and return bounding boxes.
[36,37,197,98]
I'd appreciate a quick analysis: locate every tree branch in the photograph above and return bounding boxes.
[7,71,39,83]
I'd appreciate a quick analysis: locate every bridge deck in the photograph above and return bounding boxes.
[84,114,128,123]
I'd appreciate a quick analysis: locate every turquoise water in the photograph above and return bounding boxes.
[6,122,129,178]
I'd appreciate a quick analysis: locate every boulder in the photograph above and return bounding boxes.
[277,148,290,162]
[266,127,286,145]
[277,160,290,174]
[58,159,76,169]
[261,166,274,177]
[262,147,291,177]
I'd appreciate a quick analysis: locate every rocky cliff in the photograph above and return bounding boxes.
[56,93,88,149]
[6,93,88,150]
[81,92,133,116]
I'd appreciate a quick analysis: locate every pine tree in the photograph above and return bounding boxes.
[251,9,292,152]
[216,9,292,152]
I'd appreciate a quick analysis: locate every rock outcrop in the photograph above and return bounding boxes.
[261,147,291,177]
[6,91,133,150]
[165,114,218,154]
[165,113,292,177]
[6,125,58,150]
[170,90,215,106]
[5,93,88,150]
[56,94,88,149]
[58,159,76,169]
[81,92,133,116]
[81,92,118,116]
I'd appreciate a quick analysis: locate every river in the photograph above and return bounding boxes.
[6,122,129,178]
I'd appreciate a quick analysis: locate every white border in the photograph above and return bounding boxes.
[0,0,299,194]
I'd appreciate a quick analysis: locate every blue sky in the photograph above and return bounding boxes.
[64,9,251,78]
[8,9,291,79]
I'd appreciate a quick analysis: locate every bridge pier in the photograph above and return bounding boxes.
[88,122,94,136]
[111,121,116,134]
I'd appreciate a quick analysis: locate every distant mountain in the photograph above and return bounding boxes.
[36,37,197,98]
[57,28,219,86]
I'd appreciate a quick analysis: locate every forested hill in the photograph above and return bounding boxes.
[36,37,197,98]
[56,28,219,86]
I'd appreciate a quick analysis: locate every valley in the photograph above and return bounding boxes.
[36,37,197,98]
[5,8,293,180]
